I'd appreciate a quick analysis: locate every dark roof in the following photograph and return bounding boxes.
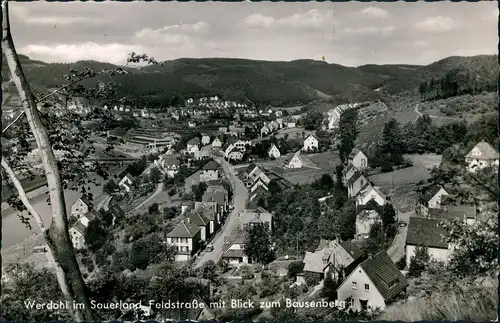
[348,149,360,159]
[186,211,209,226]
[72,221,87,235]
[419,186,444,204]
[202,160,221,170]
[187,137,200,145]
[79,196,92,208]
[346,170,363,186]
[109,204,125,218]
[342,163,355,175]
[246,163,257,174]
[166,221,201,238]
[339,241,364,260]
[356,199,384,215]
[360,251,408,301]
[405,216,448,249]
[250,186,269,201]
[428,205,476,220]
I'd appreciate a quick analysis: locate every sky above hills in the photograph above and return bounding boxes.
[10,1,498,67]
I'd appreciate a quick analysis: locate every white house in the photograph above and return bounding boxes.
[70,197,92,218]
[405,216,451,268]
[69,211,96,249]
[356,185,386,207]
[464,140,499,173]
[283,150,317,169]
[186,137,201,153]
[302,134,319,152]
[201,134,211,146]
[355,200,384,240]
[342,164,358,185]
[200,160,221,181]
[238,207,273,233]
[155,154,180,178]
[260,125,271,137]
[302,238,365,283]
[337,251,407,312]
[222,231,250,266]
[69,222,87,250]
[416,186,449,216]
[118,173,134,192]
[166,220,202,262]
[347,172,370,198]
[227,149,244,161]
[224,143,236,158]
[234,139,251,152]
[268,144,281,159]
[212,137,223,148]
[348,149,369,170]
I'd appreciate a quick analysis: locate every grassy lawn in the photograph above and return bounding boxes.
[280,168,329,185]
[275,127,314,140]
[308,151,341,171]
[380,286,497,321]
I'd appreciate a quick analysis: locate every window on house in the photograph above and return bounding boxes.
[349,298,355,307]
[364,284,369,291]
[352,282,357,289]
[360,179,364,186]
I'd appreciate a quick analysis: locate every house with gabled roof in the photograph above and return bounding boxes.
[416,186,449,216]
[250,177,269,194]
[194,202,220,234]
[337,251,408,312]
[348,149,368,170]
[302,238,365,283]
[211,137,223,148]
[71,196,93,218]
[465,140,499,173]
[166,220,202,262]
[302,134,319,152]
[268,144,281,159]
[347,171,370,198]
[247,185,269,208]
[69,221,88,250]
[283,149,317,169]
[428,205,477,225]
[405,216,451,268]
[356,185,387,207]
[156,153,181,178]
[186,137,201,153]
[200,160,221,181]
[227,148,244,161]
[118,173,134,192]
[222,229,250,266]
[260,124,271,137]
[186,210,210,241]
[342,163,358,185]
[355,199,385,240]
[238,207,273,233]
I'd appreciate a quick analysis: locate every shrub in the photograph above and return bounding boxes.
[381,164,393,173]
[303,271,322,286]
[168,187,177,196]
[408,246,430,278]
[287,261,304,278]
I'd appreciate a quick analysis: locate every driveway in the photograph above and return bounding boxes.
[194,157,249,269]
[387,210,413,263]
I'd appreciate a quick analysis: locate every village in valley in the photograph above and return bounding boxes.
[1,2,498,322]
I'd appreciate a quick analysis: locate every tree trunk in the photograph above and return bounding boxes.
[2,1,93,321]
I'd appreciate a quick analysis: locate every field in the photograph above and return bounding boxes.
[275,127,314,140]
[367,154,442,188]
[279,168,329,185]
[355,114,391,149]
[380,286,497,321]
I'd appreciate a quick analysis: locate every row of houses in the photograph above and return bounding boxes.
[166,181,231,262]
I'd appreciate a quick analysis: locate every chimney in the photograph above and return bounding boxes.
[367,253,373,259]
[335,236,340,244]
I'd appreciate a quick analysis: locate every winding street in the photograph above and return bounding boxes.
[193,156,249,269]
[387,210,413,263]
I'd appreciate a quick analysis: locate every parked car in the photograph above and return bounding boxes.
[399,220,407,227]
[229,205,234,210]
[207,244,214,252]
